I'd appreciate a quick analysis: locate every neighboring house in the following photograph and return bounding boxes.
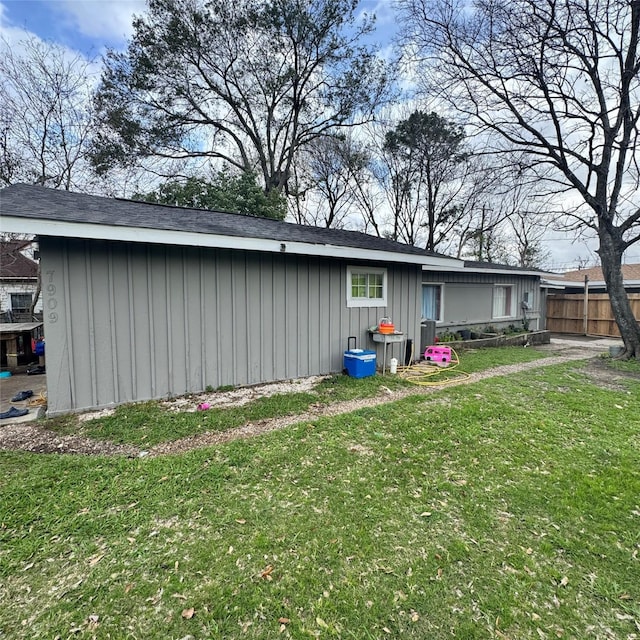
[548,264,640,294]
[543,264,640,336]
[421,260,550,343]
[0,239,42,322]
[1,184,463,415]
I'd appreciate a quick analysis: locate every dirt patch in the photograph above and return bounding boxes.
[0,422,138,456]
[0,347,606,457]
[579,357,640,391]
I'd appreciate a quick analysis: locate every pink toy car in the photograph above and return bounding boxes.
[423,345,455,365]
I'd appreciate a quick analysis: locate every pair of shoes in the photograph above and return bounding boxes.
[27,365,45,375]
[11,390,33,402]
[0,406,29,420]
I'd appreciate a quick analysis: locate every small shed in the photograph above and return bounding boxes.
[1,184,462,415]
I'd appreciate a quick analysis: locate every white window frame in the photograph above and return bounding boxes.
[422,283,444,323]
[492,284,514,319]
[346,266,388,308]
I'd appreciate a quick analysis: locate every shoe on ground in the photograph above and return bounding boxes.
[0,406,29,420]
[11,390,33,402]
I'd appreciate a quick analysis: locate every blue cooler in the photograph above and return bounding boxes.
[344,336,376,378]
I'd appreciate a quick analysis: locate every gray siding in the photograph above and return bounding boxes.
[41,238,421,414]
[422,270,543,332]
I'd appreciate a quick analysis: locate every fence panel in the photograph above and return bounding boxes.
[546,293,640,336]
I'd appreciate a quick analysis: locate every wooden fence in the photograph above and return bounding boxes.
[546,293,640,337]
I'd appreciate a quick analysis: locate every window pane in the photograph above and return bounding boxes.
[11,293,32,311]
[422,285,441,320]
[368,273,383,298]
[351,274,366,298]
[493,286,511,317]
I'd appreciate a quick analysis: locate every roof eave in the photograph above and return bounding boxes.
[423,264,545,277]
[1,216,463,268]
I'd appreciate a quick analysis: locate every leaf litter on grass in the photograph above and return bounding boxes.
[1,354,639,638]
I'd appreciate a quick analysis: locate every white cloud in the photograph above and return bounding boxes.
[56,0,145,43]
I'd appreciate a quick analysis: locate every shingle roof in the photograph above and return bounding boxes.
[0,240,38,279]
[0,183,448,261]
[463,260,554,276]
[561,264,640,282]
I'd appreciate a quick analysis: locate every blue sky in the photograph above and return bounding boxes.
[0,0,145,53]
[0,0,398,55]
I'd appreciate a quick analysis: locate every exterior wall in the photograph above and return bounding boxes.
[0,280,42,317]
[422,271,543,334]
[40,238,422,414]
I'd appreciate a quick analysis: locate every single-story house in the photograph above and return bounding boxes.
[542,264,640,336]
[0,239,42,322]
[420,260,550,347]
[1,184,464,415]
[546,264,640,294]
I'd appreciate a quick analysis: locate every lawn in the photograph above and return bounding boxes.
[46,345,550,448]
[1,353,639,639]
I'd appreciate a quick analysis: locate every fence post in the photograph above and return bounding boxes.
[583,275,589,335]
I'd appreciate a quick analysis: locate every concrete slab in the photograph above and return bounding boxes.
[0,369,47,425]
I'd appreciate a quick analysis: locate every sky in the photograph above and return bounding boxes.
[0,0,621,271]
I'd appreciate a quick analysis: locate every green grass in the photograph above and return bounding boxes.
[48,346,551,447]
[1,358,638,639]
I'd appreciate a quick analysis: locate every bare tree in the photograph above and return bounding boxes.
[295,135,366,228]
[0,35,97,190]
[398,0,640,357]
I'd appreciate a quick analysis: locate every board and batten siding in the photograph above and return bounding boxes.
[40,238,421,414]
[422,270,542,329]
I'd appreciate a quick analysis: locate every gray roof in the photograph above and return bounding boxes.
[1,184,446,260]
[463,260,555,277]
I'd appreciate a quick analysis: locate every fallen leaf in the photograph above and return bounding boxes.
[124,583,134,594]
[410,611,420,622]
[236,519,246,524]
[316,617,328,629]
[559,576,569,587]
[615,612,634,621]
[88,553,104,567]
[278,617,290,624]
[420,512,432,517]
[260,565,274,579]
[181,608,195,619]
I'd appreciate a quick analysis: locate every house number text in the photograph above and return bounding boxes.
[46,270,58,323]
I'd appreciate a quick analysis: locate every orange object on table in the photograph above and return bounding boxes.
[378,317,395,334]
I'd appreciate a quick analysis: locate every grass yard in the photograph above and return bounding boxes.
[46,345,550,448]
[0,352,639,639]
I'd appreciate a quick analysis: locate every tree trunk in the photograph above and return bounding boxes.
[598,230,640,358]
